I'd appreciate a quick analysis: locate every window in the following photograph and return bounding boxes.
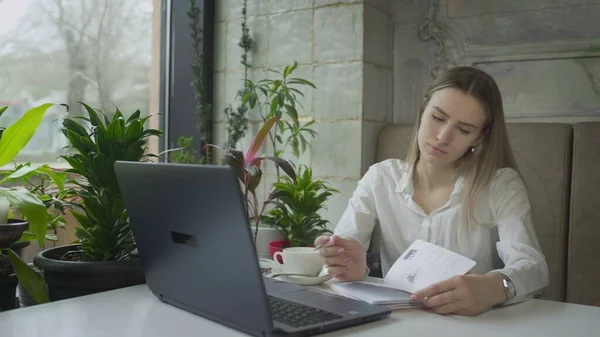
[0,0,157,166]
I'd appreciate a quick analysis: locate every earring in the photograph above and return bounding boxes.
[470,146,475,153]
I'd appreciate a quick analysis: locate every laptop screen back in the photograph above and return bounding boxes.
[115,161,273,336]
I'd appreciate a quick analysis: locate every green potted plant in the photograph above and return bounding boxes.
[2,162,69,307]
[5,163,68,246]
[32,102,163,302]
[168,136,205,164]
[261,165,338,257]
[214,62,321,259]
[0,103,57,310]
[232,62,318,258]
[243,62,317,161]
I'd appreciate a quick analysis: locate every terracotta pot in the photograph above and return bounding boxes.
[268,240,290,263]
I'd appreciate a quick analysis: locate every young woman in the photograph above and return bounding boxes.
[315,66,548,316]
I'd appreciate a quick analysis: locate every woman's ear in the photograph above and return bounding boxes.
[472,129,486,148]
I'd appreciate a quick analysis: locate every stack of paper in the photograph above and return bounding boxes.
[331,279,424,309]
[330,240,477,310]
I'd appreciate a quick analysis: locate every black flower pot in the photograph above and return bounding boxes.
[0,219,30,311]
[33,244,146,302]
[10,241,30,257]
[0,273,17,311]
[0,244,28,311]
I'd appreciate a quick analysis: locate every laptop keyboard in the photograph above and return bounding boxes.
[268,296,343,328]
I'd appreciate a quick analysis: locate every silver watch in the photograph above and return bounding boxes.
[500,274,516,303]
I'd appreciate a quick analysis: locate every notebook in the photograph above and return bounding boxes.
[330,240,476,309]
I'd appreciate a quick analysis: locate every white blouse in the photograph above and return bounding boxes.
[332,159,549,305]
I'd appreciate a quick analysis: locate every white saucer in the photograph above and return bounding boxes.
[275,273,332,286]
[257,258,332,286]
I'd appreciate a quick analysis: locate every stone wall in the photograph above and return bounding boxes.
[392,0,600,123]
[213,0,600,229]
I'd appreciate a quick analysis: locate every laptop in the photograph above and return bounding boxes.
[114,161,391,337]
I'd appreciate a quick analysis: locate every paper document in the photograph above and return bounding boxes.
[329,240,476,307]
[383,239,476,293]
[330,279,423,308]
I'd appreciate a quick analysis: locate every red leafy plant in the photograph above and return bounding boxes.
[208,116,296,244]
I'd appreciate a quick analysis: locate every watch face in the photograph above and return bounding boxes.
[503,277,516,298]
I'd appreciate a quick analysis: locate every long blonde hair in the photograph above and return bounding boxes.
[406,66,520,224]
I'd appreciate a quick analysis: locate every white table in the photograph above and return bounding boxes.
[1,284,599,337]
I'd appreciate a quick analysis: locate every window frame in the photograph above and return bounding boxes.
[160,0,215,158]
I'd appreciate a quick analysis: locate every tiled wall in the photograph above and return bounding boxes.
[363,0,394,174]
[212,0,600,234]
[391,0,433,124]
[213,0,369,227]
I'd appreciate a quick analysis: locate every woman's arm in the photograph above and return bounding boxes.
[411,167,549,315]
[316,162,384,281]
[487,167,549,305]
[331,162,382,251]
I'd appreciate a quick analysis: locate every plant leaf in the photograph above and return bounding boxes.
[0,187,48,246]
[245,166,262,192]
[288,78,316,88]
[61,118,89,138]
[242,91,250,104]
[0,165,37,184]
[18,231,37,242]
[7,248,49,304]
[284,104,298,121]
[269,95,280,118]
[249,91,258,109]
[268,190,290,200]
[35,166,66,191]
[284,61,298,78]
[127,109,141,123]
[270,80,282,96]
[246,116,279,166]
[81,102,106,130]
[287,88,305,97]
[263,156,297,181]
[224,151,245,182]
[0,103,53,167]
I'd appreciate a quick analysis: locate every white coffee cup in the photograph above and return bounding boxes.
[273,247,325,277]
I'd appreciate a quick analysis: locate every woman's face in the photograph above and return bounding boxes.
[418,87,487,167]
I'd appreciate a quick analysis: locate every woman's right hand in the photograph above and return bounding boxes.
[314,235,367,281]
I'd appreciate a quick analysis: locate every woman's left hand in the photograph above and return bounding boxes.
[410,273,508,316]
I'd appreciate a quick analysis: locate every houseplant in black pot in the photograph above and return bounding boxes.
[3,162,70,307]
[33,103,163,302]
[0,103,57,310]
[0,219,31,311]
